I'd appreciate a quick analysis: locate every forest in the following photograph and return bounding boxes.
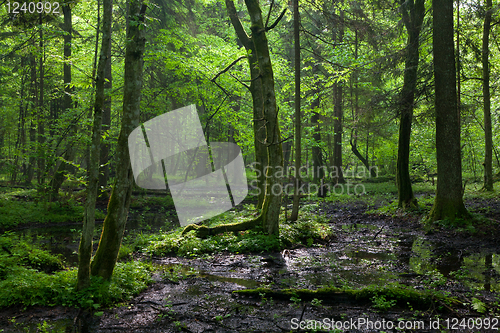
[0,0,499,331]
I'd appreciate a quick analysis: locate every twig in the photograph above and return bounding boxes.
[372,226,384,241]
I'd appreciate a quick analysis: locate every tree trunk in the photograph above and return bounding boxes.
[26,53,37,185]
[49,4,74,200]
[428,0,469,222]
[482,0,493,191]
[290,0,301,222]
[37,14,45,185]
[225,0,267,209]
[333,84,345,183]
[99,30,113,198]
[311,98,323,182]
[77,0,113,290]
[396,0,425,209]
[90,0,147,280]
[332,7,345,184]
[246,0,283,235]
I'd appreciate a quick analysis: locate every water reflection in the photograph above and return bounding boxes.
[410,236,500,291]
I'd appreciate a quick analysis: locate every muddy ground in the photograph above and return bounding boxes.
[1,197,500,333]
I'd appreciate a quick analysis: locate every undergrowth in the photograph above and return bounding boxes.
[143,204,332,256]
[0,232,153,308]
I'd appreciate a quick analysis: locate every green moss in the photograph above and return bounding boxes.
[234,284,459,310]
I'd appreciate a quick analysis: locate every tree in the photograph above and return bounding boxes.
[90,0,148,280]
[482,0,494,191]
[396,0,425,209]
[49,3,75,201]
[428,0,469,222]
[290,0,301,222]
[224,0,268,209]
[184,0,284,236]
[77,0,113,290]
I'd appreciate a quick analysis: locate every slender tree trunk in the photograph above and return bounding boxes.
[77,0,113,290]
[311,98,323,182]
[91,0,147,280]
[482,0,493,191]
[37,15,45,185]
[99,30,113,197]
[428,0,469,222]
[290,0,301,221]
[333,84,345,183]
[332,4,345,184]
[396,0,425,209]
[26,53,37,185]
[50,4,74,200]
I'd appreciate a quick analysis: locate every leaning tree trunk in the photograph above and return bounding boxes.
[77,0,113,290]
[428,0,469,222]
[396,0,425,209]
[90,0,147,280]
[482,0,493,191]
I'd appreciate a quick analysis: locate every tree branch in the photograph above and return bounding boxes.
[225,0,252,49]
[265,7,287,31]
[211,56,247,82]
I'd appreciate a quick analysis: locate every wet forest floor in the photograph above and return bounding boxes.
[1,191,500,332]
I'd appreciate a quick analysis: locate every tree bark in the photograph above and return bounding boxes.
[225,0,267,209]
[99,30,113,198]
[77,0,113,290]
[428,0,469,222]
[482,0,493,191]
[246,0,283,235]
[332,7,345,184]
[396,0,425,209]
[49,4,74,201]
[290,0,301,222]
[311,97,323,182]
[90,0,147,280]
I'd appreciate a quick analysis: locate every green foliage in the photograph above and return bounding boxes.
[0,260,153,308]
[371,294,397,311]
[0,188,105,228]
[0,232,153,308]
[146,204,332,256]
[471,297,487,313]
[0,233,64,277]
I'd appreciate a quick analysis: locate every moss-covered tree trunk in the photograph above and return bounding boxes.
[225,0,267,209]
[246,0,283,235]
[482,0,494,191]
[90,0,147,280]
[77,0,113,290]
[396,0,424,209]
[428,0,469,222]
